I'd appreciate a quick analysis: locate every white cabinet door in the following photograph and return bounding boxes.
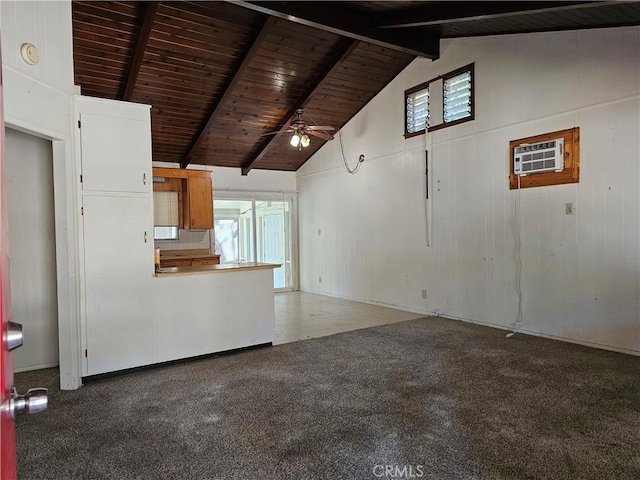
[80,112,151,193]
[83,195,153,375]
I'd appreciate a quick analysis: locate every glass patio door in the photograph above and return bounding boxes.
[214,197,295,291]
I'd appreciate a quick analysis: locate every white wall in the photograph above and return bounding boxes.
[1,1,81,388]
[1,0,75,132]
[212,166,297,193]
[153,162,296,194]
[152,163,297,193]
[297,27,640,355]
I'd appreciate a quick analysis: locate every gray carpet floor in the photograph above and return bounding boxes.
[14,316,640,480]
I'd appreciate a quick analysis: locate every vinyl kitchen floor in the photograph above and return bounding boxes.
[274,291,424,345]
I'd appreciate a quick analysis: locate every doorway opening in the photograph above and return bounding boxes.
[5,128,59,373]
[214,196,296,291]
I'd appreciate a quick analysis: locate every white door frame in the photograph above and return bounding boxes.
[6,128,60,372]
[5,116,82,391]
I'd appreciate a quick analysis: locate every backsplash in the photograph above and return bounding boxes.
[155,229,212,251]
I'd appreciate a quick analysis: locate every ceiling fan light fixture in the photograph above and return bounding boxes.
[290,133,300,147]
[300,134,310,148]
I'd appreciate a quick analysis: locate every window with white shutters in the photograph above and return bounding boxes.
[405,84,429,134]
[404,63,474,136]
[405,81,429,137]
[443,68,472,123]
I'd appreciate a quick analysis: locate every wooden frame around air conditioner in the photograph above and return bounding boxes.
[509,127,580,189]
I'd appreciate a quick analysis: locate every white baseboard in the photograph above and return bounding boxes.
[298,289,640,357]
[14,362,59,374]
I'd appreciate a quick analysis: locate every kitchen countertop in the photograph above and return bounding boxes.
[159,249,220,261]
[155,262,280,277]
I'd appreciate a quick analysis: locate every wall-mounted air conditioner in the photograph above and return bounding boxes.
[514,138,564,175]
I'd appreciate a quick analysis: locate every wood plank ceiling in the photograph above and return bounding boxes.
[72,1,640,174]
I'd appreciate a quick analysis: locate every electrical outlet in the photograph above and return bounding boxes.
[421,289,427,299]
[565,202,574,215]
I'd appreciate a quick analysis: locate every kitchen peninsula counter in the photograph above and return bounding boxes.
[155,262,279,277]
[152,262,278,365]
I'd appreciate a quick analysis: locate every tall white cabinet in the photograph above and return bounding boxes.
[75,97,154,376]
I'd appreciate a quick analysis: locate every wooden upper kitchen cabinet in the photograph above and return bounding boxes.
[185,171,213,229]
[152,168,213,230]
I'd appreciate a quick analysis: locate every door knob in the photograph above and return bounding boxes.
[10,387,48,419]
[6,321,23,351]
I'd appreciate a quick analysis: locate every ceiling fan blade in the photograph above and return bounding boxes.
[306,126,335,131]
[307,130,334,141]
[259,128,294,137]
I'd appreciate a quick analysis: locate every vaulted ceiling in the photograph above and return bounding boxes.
[72,1,640,174]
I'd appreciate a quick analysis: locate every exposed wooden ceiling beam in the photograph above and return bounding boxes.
[228,1,439,59]
[376,1,614,29]
[121,1,158,101]
[241,39,358,176]
[180,17,275,169]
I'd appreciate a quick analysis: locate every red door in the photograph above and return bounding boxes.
[0,41,18,480]
[0,44,48,479]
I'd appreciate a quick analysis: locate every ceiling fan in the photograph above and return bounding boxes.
[265,109,336,150]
